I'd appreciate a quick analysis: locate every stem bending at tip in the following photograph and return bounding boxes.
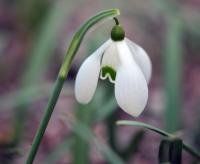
[113,17,119,25]
[59,9,120,79]
[117,120,200,160]
[26,9,120,164]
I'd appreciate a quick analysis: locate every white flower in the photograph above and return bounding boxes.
[75,25,152,117]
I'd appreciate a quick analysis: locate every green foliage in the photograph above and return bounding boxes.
[22,1,74,84]
[164,15,183,133]
[159,138,183,164]
[63,115,125,164]
[152,0,184,133]
[1,0,200,163]
[117,120,200,160]
[26,9,120,164]
[44,139,74,164]
[11,0,74,148]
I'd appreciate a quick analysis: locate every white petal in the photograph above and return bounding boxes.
[115,41,136,66]
[114,43,148,117]
[100,40,134,83]
[125,38,152,83]
[101,40,120,71]
[75,40,110,104]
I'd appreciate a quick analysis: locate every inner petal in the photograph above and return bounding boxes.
[100,41,119,83]
[100,66,116,83]
[101,41,120,71]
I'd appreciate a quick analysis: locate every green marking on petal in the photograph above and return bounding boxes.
[101,66,116,81]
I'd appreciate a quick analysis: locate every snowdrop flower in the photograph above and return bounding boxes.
[75,18,152,117]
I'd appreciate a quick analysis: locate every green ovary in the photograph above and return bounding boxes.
[101,66,116,81]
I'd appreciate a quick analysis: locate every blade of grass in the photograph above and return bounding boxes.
[153,0,183,134]
[0,83,73,109]
[22,1,75,85]
[73,104,93,164]
[159,139,171,163]
[95,97,117,122]
[62,115,125,164]
[93,83,117,122]
[152,0,179,16]
[120,130,145,161]
[26,9,120,164]
[72,84,115,163]
[117,120,200,160]
[19,0,49,31]
[117,121,173,137]
[44,138,74,164]
[164,15,183,132]
[11,0,76,147]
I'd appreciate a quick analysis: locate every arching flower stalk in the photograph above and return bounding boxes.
[75,18,152,117]
[26,9,120,164]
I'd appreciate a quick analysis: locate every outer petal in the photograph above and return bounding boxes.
[75,40,110,104]
[125,38,152,83]
[115,41,148,117]
[115,65,148,117]
[116,41,136,66]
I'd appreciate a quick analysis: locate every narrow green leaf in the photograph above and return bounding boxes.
[44,139,73,164]
[26,9,121,164]
[170,138,182,164]
[91,85,117,122]
[95,97,117,121]
[121,130,145,161]
[152,0,179,16]
[59,9,120,78]
[64,117,125,164]
[117,120,200,160]
[22,1,75,85]
[11,0,76,148]
[117,120,172,137]
[159,138,182,164]
[159,139,171,163]
[164,15,183,133]
[0,83,73,109]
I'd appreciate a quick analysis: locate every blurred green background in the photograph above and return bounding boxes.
[0,0,200,163]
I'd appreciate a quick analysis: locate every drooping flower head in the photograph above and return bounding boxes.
[75,18,152,117]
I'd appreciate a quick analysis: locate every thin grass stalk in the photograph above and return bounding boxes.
[26,9,120,164]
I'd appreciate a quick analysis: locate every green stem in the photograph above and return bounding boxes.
[106,110,118,152]
[116,120,200,160]
[26,9,120,164]
[26,76,64,164]
[164,15,183,133]
[59,9,120,78]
